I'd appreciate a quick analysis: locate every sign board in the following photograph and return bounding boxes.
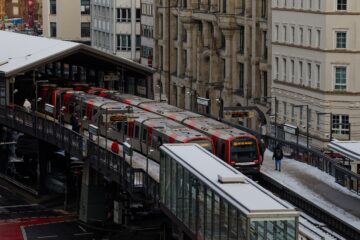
[197,97,210,106]
[88,124,99,136]
[283,124,298,135]
[110,115,127,122]
[104,73,119,81]
[123,142,133,156]
[44,103,54,114]
[136,86,146,95]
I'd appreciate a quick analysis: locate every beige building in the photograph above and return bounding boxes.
[154,0,271,128]
[42,0,91,43]
[272,0,360,149]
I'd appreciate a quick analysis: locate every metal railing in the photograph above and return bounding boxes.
[0,105,160,201]
[220,118,360,195]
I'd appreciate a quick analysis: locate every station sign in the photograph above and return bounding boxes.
[88,124,99,136]
[225,111,255,118]
[104,73,119,81]
[110,115,128,122]
[197,97,210,106]
[283,124,299,135]
[44,103,54,114]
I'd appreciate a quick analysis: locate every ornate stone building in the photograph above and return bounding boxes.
[153,0,271,129]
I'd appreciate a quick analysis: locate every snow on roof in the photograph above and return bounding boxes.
[0,31,154,77]
[0,31,80,76]
[328,140,360,161]
[161,144,298,216]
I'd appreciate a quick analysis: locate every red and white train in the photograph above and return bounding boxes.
[67,85,262,173]
[38,85,214,162]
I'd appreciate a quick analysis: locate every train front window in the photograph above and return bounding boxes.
[230,139,258,162]
[189,140,213,153]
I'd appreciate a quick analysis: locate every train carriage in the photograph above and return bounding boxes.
[104,93,262,173]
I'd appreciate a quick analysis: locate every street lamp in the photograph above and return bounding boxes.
[316,112,333,141]
[35,80,48,112]
[259,96,278,138]
[294,104,309,148]
[156,81,163,102]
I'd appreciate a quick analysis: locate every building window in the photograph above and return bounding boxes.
[336,31,347,48]
[239,63,244,95]
[49,0,56,15]
[50,22,56,37]
[332,115,349,134]
[283,58,287,81]
[117,8,131,22]
[275,25,279,41]
[81,22,90,37]
[299,27,303,44]
[136,9,141,22]
[337,0,347,11]
[316,29,321,48]
[275,57,279,79]
[81,0,90,15]
[307,63,312,87]
[334,66,347,91]
[291,60,295,82]
[291,26,295,43]
[239,26,245,54]
[308,28,312,46]
[141,46,153,58]
[316,64,320,89]
[283,25,287,42]
[283,102,287,120]
[299,61,303,84]
[136,35,141,50]
[117,34,131,51]
[291,104,295,123]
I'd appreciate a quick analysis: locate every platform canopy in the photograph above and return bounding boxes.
[328,140,360,161]
[0,30,154,78]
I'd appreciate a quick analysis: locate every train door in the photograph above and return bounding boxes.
[140,125,148,155]
[216,139,228,163]
[150,130,162,162]
[131,122,141,153]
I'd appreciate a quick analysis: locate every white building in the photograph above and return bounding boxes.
[91,0,141,61]
[42,0,91,44]
[140,0,154,68]
[272,0,360,149]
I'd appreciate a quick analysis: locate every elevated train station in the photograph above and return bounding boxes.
[0,31,360,240]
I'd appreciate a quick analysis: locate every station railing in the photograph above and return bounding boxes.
[221,118,360,195]
[0,105,160,201]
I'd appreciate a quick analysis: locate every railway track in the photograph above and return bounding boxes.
[258,173,360,240]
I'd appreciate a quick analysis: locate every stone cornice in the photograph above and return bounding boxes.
[272,7,360,15]
[272,42,360,54]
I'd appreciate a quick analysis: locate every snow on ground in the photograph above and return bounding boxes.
[263,149,360,230]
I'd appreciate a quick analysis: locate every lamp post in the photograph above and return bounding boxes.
[261,96,277,138]
[215,97,224,120]
[35,80,48,112]
[316,112,333,141]
[294,104,309,148]
[156,79,163,102]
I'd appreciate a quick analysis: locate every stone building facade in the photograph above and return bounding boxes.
[272,0,360,148]
[153,0,271,128]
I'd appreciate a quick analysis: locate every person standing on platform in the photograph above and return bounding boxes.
[23,99,31,112]
[259,139,266,163]
[272,144,283,171]
[111,140,120,154]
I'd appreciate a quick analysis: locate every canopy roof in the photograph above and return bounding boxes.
[328,140,360,161]
[0,31,154,78]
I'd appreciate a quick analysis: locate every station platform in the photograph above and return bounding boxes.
[262,149,360,230]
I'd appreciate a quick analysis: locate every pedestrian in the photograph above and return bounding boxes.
[272,144,284,172]
[111,140,120,154]
[71,113,80,133]
[259,139,266,163]
[23,99,31,112]
[59,106,66,125]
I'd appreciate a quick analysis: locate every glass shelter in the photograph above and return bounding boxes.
[160,144,299,240]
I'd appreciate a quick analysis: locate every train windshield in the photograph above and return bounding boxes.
[189,140,213,153]
[230,139,258,162]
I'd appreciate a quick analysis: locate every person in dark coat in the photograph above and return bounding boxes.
[71,113,80,133]
[272,144,284,171]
